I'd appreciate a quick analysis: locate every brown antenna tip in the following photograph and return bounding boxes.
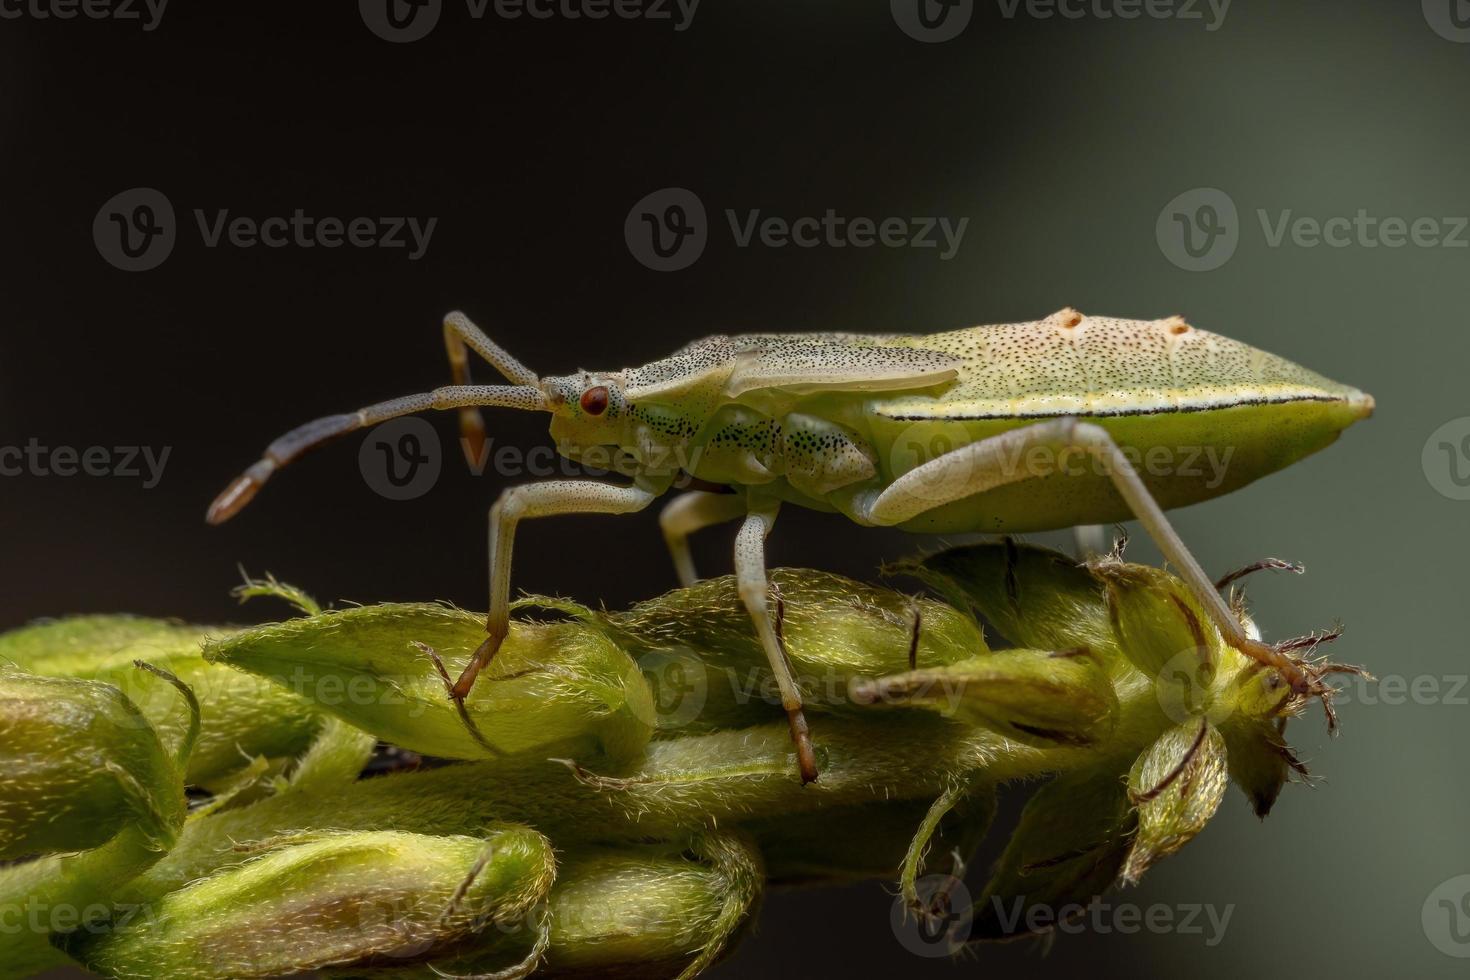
[206,461,275,525]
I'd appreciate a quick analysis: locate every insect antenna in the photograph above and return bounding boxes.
[206,383,549,524]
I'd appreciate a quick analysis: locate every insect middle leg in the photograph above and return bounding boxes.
[450,480,659,700]
[733,500,820,784]
[659,490,747,587]
[858,417,1315,694]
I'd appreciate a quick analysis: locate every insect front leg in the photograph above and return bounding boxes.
[658,490,747,587]
[732,500,820,784]
[859,418,1316,695]
[441,311,541,468]
[450,480,659,700]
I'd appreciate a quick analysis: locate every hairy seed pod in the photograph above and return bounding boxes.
[62,828,555,980]
[205,605,654,765]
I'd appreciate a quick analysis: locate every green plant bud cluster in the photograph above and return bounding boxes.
[0,613,319,788]
[0,542,1352,977]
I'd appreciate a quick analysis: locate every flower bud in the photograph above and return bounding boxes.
[63,828,555,979]
[1121,719,1229,883]
[426,834,762,979]
[0,615,319,788]
[0,668,182,860]
[599,568,987,733]
[902,541,1115,656]
[205,604,654,764]
[1092,559,1219,683]
[971,768,1136,941]
[850,647,1119,747]
[1219,718,1298,818]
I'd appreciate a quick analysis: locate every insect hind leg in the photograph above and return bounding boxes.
[859,417,1321,697]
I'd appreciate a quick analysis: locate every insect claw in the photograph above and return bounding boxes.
[450,633,501,701]
[786,707,819,784]
[414,641,502,757]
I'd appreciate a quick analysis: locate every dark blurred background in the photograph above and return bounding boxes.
[3,1,1468,977]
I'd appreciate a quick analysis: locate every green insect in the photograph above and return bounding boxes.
[209,307,1373,782]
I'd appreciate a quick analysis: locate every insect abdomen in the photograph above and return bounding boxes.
[874,310,1371,422]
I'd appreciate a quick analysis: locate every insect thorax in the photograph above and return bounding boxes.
[676,403,878,500]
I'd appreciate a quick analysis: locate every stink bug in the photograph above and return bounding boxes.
[208,308,1373,782]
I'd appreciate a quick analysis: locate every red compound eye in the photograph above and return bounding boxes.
[579,385,610,416]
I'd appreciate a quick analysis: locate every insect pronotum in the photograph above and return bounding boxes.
[209,308,1374,783]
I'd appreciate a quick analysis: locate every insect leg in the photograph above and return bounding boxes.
[861,418,1315,694]
[442,311,541,468]
[733,501,820,784]
[450,480,659,701]
[658,490,747,587]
